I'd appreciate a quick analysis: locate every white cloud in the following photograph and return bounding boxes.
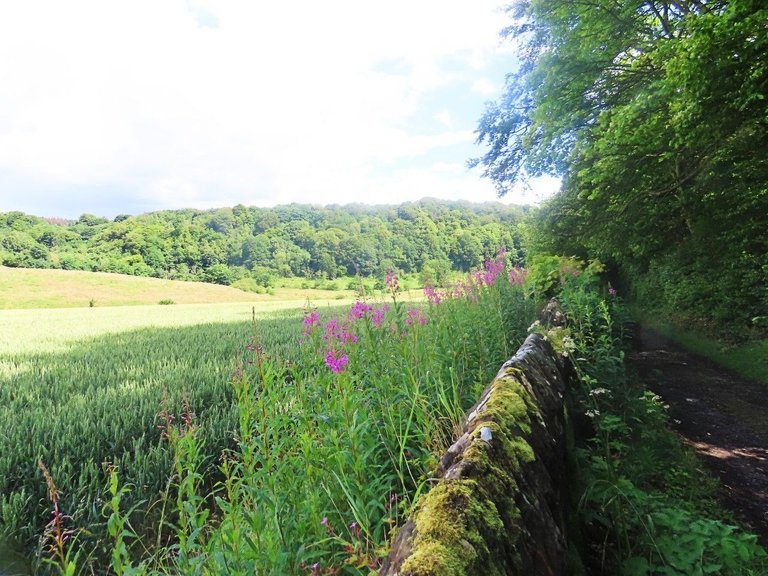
[0,0,534,217]
[471,78,501,96]
[435,110,454,128]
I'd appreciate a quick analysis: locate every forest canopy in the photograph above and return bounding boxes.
[473,0,767,331]
[0,200,528,287]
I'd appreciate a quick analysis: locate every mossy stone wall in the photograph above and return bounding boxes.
[380,332,575,576]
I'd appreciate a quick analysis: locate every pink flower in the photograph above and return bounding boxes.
[349,521,361,539]
[424,285,442,305]
[371,305,389,327]
[480,250,506,286]
[405,309,427,326]
[385,270,401,298]
[323,319,341,342]
[340,331,358,345]
[324,349,349,374]
[302,310,321,336]
[349,301,372,321]
[304,310,320,326]
[508,266,528,286]
[385,270,399,291]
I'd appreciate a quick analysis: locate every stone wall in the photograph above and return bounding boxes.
[379,331,575,576]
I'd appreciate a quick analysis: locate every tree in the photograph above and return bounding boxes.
[450,232,484,272]
[473,0,768,327]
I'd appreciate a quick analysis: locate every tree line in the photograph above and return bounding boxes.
[0,199,528,287]
[473,0,767,333]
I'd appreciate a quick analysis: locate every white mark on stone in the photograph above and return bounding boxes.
[480,427,493,443]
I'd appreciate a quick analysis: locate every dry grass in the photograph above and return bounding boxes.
[0,266,355,309]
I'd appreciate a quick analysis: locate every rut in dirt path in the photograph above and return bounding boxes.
[627,326,768,546]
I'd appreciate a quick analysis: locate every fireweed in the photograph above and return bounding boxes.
[181,261,534,574]
[33,258,536,574]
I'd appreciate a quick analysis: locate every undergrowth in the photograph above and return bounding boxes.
[533,256,767,575]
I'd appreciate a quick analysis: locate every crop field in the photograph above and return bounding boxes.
[0,260,536,574]
[0,300,317,554]
[0,266,359,309]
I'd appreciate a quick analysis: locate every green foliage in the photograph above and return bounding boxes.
[203,263,233,285]
[548,273,767,574]
[0,200,528,289]
[525,255,604,300]
[0,310,304,572]
[1,260,536,573]
[475,0,768,332]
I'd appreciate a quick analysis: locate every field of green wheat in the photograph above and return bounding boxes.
[0,301,308,553]
[0,260,535,574]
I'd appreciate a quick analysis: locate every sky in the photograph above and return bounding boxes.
[0,1,560,219]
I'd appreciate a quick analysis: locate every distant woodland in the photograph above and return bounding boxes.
[0,200,528,287]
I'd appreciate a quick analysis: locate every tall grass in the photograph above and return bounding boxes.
[2,254,536,573]
[135,255,534,574]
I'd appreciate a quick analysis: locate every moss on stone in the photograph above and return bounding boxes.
[397,372,545,575]
[541,325,573,355]
[381,333,578,575]
[400,479,507,576]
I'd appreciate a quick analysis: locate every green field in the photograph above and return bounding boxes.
[0,270,350,570]
[0,299,311,559]
[0,266,360,309]
[0,262,536,573]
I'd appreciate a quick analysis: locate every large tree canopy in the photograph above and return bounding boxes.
[474,0,767,329]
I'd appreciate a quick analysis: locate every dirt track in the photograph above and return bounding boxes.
[628,327,768,546]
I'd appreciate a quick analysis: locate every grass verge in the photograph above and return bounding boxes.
[631,307,768,385]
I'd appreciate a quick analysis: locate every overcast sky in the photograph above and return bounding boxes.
[0,1,560,219]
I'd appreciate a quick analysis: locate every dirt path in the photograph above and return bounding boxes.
[627,326,768,546]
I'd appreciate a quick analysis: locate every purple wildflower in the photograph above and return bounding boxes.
[608,286,617,297]
[508,266,528,286]
[562,264,581,278]
[324,349,349,374]
[481,249,506,286]
[385,270,400,297]
[453,280,477,302]
[371,305,389,327]
[302,310,321,336]
[323,319,341,342]
[304,310,320,326]
[405,309,427,326]
[385,270,399,290]
[349,521,361,539]
[424,285,442,305]
[340,331,359,345]
[349,300,372,321]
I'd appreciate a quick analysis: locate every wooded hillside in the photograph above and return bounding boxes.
[0,199,527,287]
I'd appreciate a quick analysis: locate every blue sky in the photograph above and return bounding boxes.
[0,1,559,219]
